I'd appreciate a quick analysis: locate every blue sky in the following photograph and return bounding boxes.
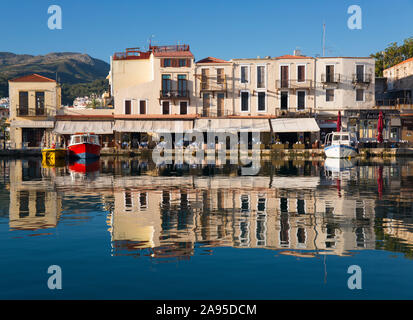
[1,0,413,63]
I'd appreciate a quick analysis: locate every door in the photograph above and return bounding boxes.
[125,100,131,114]
[326,65,334,82]
[202,93,210,116]
[281,66,289,88]
[162,101,170,115]
[356,65,364,82]
[139,100,146,114]
[180,101,187,115]
[162,75,171,96]
[178,75,187,97]
[201,69,209,90]
[217,93,224,116]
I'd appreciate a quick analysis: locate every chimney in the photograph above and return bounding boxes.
[294,49,302,56]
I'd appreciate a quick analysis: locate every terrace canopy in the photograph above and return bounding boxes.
[53,121,114,134]
[194,118,271,132]
[270,118,320,133]
[113,120,193,132]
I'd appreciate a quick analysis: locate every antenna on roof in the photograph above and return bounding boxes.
[322,23,326,57]
[148,34,155,49]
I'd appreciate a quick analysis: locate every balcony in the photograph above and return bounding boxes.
[16,106,50,117]
[321,73,341,84]
[159,90,190,101]
[352,73,373,84]
[275,79,314,91]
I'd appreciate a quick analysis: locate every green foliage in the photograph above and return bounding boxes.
[61,79,109,105]
[371,37,413,77]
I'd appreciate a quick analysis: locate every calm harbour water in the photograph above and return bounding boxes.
[0,156,413,299]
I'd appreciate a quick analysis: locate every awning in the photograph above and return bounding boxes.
[271,118,320,133]
[11,120,54,128]
[194,118,271,132]
[113,120,193,132]
[54,121,113,134]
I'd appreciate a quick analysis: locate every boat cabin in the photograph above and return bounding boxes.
[325,132,357,147]
[69,133,100,146]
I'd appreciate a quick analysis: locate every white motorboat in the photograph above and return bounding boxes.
[324,132,358,158]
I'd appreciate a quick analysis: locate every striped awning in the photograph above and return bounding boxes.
[113,120,193,132]
[194,118,271,132]
[54,121,114,134]
[271,118,320,133]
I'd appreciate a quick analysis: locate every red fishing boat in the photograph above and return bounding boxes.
[68,133,101,159]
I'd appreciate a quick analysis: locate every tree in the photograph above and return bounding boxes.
[372,37,413,77]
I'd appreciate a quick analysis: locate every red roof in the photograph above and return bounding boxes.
[196,57,230,64]
[275,55,311,60]
[384,57,413,71]
[9,73,56,82]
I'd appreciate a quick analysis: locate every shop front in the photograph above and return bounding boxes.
[345,109,401,142]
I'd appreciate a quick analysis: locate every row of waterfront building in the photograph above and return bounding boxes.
[5,44,413,149]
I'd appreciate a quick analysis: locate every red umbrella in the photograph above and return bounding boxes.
[377,111,384,143]
[337,111,341,132]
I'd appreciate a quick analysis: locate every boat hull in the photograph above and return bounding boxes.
[324,145,357,158]
[68,143,100,159]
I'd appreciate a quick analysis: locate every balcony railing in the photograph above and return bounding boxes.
[275,79,313,89]
[375,98,413,108]
[352,73,373,84]
[16,106,50,117]
[160,90,190,99]
[321,73,341,83]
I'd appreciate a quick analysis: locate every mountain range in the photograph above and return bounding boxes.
[0,52,110,97]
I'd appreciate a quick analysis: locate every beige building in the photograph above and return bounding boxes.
[383,57,413,99]
[8,74,61,148]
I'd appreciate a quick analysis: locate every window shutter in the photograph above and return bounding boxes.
[187,59,191,67]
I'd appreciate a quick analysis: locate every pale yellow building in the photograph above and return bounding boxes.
[8,74,61,149]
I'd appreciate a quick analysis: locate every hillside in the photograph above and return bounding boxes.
[0,52,110,97]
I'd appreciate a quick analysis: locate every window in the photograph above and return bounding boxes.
[217,68,224,84]
[258,92,266,111]
[201,68,209,90]
[356,89,364,101]
[257,65,265,88]
[179,59,186,67]
[356,65,364,82]
[178,75,187,97]
[180,101,187,115]
[326,65,334,82]
[35,92,45,115]
[297,199,305,214]
[124,191,132,211]
[202,93,210,116]
[18,91,28,115]
[297,65,305,82]
[217,93,224,116]
[139,100,146,114]
[240,66,249,83]
[281,91,288,110]
[281,65,289,88]
[163,59,171,67]
[297,91,306,110]
[241,91,249,112]
[125,100,131,114]
[162,101,170,115]
[139,192,147,210]
[326,89,334,102]
[162,74,171,95]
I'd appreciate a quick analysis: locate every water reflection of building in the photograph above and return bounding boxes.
[9,159,62,230]
[108,172,378,259]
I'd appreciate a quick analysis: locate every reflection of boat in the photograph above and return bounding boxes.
[68,158,100,174]
[68,133,101,159]
[324,132,358,158]
[324,158,356,172]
